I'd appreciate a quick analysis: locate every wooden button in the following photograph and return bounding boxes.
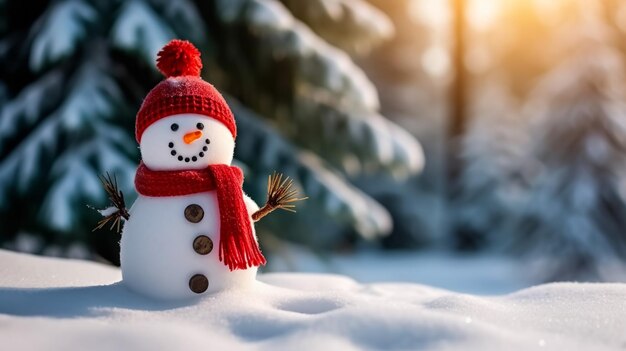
[189,274,209,294]
[184,204,204,223]
[193,235,213,255]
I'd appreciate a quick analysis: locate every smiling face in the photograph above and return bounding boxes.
[140,113,235,171]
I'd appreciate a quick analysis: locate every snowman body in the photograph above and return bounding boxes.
[120,113,260,300]
[121,192,258,300]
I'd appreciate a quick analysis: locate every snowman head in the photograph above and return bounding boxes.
[135,40,238,170]
[140,114,234,170]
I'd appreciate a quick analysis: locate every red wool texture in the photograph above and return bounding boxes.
[135,162,266,271]
[135,40,237,143]
[156,39,203,77]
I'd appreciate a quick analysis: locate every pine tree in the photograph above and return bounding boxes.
[348,0,435,248]
[455,83,530,250]
[516,18,626,280]
[278,0,394,55]
[0,0,422,262]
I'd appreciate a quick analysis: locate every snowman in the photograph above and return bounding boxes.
[98,40,303,300]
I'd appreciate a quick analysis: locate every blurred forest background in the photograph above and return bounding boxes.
[2,0,626,285]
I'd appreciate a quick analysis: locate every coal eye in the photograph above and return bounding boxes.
[171,123,179,131]
[196,123,204,130]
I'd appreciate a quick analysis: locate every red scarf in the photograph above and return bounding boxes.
[135,162,266,271]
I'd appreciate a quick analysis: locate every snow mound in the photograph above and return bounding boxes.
[1,249,625,351]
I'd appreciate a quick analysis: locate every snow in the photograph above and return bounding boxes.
[285,0,394,54]
[334,0,394,41]
[248,0,292,30]
[293,94,424,179]
[110,0,174,67]
[0,59,135,230]
[217,0,381,110]
[0,71,62,151]
[97,206,119,217]
[59,64,121,130]
[297,152,392,238]
[2,249,626,351]
[41,124,135,231]
[29,0,96,71]
[231,100,393,240]
[268,249,532,295]
[516,26,626,278]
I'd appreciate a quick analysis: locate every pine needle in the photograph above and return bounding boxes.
[92,172,129,233]
[252,172,308,222]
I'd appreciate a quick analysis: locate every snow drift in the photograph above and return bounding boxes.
[0,249,625,351]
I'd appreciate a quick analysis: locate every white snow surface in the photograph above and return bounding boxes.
[1,249,625,351]
[268,249,533,295]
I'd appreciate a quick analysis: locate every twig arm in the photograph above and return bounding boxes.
[252,172,307,222]
[92,172,129,233]
[252,204,274,222]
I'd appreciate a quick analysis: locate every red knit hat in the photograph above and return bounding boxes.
[135,40,236,143]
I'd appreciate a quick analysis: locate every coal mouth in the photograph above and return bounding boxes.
[168,139,210,163]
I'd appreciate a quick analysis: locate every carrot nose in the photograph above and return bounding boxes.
[183,130,202,144]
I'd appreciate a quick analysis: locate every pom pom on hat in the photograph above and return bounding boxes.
[136,39,236,142]
[156,39,202,77]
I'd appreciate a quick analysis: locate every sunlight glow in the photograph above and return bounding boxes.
[615,3,626,33]
[422,46,450,78]
[410,0,450,29]
[468,0,501,31]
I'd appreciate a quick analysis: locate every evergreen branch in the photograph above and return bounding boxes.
[252,172,308,222]
[92,172,129,233]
